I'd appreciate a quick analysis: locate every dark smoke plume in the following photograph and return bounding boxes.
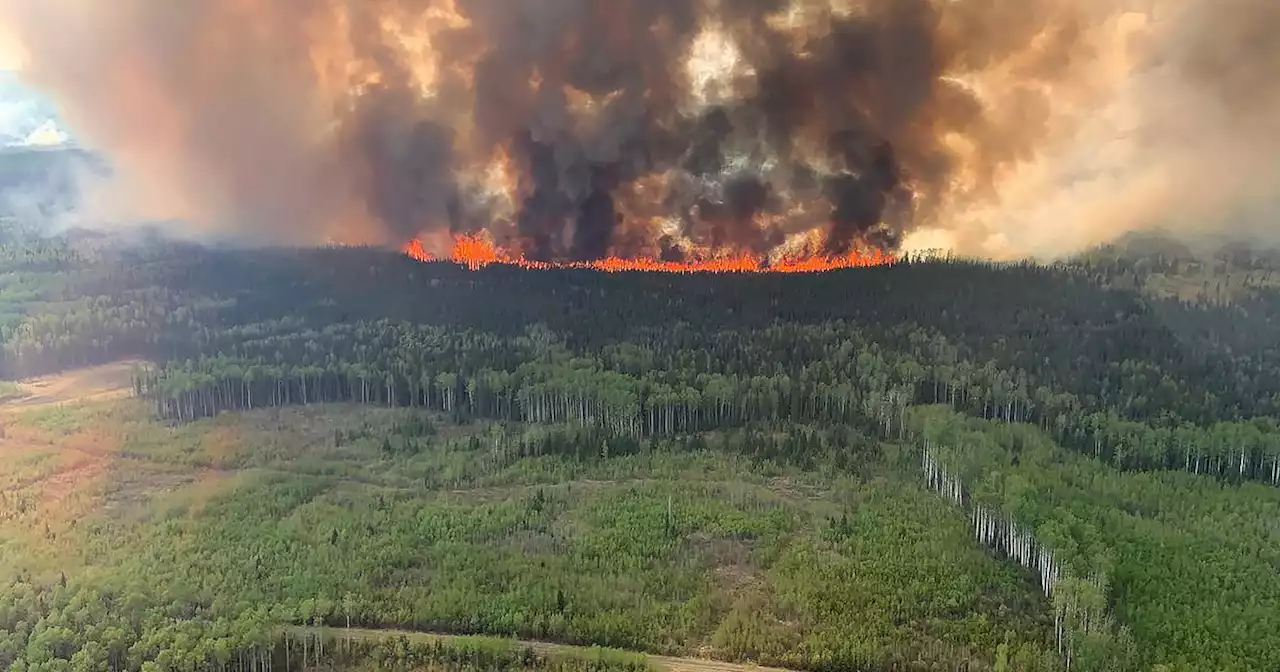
[6,0,1270,260]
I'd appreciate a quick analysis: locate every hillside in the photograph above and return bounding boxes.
[1079,229,1280,302]
[3,223,1280,671]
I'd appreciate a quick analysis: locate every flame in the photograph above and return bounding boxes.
[402,233,894,273]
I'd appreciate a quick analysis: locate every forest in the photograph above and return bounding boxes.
[2,218,1280,671]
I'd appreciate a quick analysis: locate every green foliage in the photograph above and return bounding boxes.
[0,378,21,402]
[0,406,1053,671]
[913,406,1280,671]
[5,226,1280,669]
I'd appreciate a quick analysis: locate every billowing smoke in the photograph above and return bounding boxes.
[0,0,1275,260]
[926,0,1280,259]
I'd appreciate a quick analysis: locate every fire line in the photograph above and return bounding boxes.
[402,235,895,273]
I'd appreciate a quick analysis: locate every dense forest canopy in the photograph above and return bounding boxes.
[3,219,1280,671]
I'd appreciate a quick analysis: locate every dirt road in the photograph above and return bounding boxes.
[287,626,797,672]
[0,360,143,412]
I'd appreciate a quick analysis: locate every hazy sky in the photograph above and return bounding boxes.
[0,24,23,69]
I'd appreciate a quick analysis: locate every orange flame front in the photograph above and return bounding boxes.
[402,234,894,273]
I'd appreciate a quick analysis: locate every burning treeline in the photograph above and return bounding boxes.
[6,0,1278,267]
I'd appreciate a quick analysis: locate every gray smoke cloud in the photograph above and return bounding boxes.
[0,0,1275,260]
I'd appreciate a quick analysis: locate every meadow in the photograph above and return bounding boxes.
[0,381,1055,671]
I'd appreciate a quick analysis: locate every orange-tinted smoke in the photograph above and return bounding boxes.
[1,0,1276,260]
[906,0,1280,258]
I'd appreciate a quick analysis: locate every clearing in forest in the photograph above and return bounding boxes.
[0,396,1055,668]
[0,363,147,574]
[0,360,144,412]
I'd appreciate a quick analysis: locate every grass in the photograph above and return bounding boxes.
[0,379,23,402]
[0,397,1057,669]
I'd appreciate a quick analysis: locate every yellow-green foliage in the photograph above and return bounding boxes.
[0,400,1054,671]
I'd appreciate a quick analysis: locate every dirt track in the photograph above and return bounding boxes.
[1,360,143,412]
[287,626,797,672]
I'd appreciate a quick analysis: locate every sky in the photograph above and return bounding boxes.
[0,71,70,146]
[0,23,21,68]
[0,27,70,147]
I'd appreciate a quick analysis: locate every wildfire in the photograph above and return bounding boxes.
[402,234,895,273]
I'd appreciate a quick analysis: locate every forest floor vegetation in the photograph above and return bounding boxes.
[0,387,1053,670]
[0,359,141,412]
